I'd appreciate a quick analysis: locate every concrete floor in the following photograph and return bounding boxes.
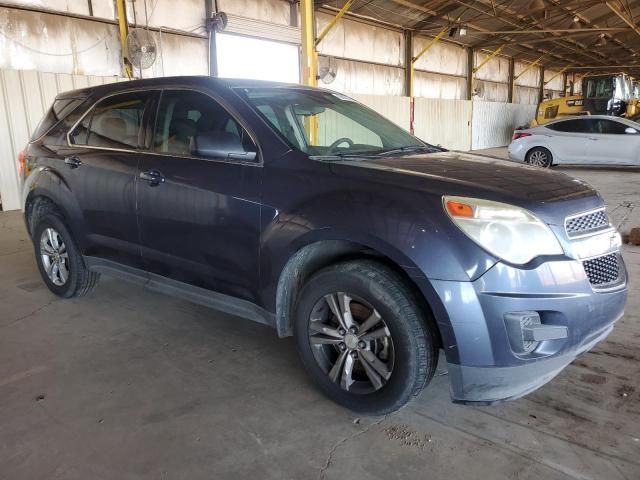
[1,156,639,479]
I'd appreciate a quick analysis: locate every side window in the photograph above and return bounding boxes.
[153,90,257,161]
[594,119,628,135]
[32,97,83,140]
[69,91,149,149]
[547,119,592,133]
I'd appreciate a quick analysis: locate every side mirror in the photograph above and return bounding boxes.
[191,132,257,161]
[625,127,638,134]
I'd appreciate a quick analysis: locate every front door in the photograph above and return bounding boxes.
[136,89,262,302]
[586,118,640,165]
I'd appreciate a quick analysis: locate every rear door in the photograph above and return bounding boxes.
[136,88,262,302]
[62,89,156,267]
[544,119,593,164]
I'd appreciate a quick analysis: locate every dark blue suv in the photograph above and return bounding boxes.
[20,77,627,414]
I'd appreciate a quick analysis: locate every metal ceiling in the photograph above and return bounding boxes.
[316,0,640,75]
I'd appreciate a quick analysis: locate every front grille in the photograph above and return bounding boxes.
[565,209,609,237]
[582,253,620,287]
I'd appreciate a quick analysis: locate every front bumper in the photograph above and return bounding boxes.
[430,255,627,404]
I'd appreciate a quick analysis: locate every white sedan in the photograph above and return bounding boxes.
[508,115,640,167]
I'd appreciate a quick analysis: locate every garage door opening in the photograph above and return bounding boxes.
[216,34,299,84]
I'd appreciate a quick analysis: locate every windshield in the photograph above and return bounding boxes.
[236,87,424,156]
[586,77,615,99]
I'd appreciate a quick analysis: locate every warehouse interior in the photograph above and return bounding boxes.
[0,1,639,479]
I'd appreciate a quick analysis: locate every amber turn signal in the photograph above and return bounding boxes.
[446,200,474,218]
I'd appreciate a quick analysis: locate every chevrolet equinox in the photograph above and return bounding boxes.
[20,77,628,414]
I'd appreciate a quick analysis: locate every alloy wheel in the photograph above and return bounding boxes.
[308,292,394,394]
[40,227,69,286]
[529,150,548,167]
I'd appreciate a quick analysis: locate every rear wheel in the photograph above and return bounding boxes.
[526,147,553,168]
[293,260,437,414]
[32,209,99,298]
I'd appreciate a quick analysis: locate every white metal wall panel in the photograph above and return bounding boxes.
[0,68,124,211]
[471,101,537,149]
[513,86,539,105]
[316,12,404,67]
[473,80,509,103]
[127,0,205,32]
[414,71,466,100]
[324,57,404,96]
[474,52,509,83]
[139,31,208,77]
[0,7,122,75]
[544,69,564,91]
[217,0,291,26]
[514,61,540,87]
[1,0,91,16]
[412,39,467,76]
[352,94,410,131]
[413,98,472,151]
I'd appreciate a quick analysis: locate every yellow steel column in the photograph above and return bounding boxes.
[116,0,133,79]
[300,0,317,88]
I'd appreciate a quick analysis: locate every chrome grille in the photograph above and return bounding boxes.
[565,209,609,237]
[582,253,620,287]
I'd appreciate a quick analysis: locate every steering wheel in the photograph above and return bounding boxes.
[328,137,354,151]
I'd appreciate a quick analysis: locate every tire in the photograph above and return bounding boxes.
[293,260,438,415]
[31,204,99,298]
[526,147,553,168]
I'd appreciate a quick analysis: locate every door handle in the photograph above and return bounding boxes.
[139,170,165,186]
[588,137,599,141]
[64,155,82,168]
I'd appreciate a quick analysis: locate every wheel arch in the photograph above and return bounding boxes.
[273,238,446,351]
[23,168,85,242]
[525,144,555,165]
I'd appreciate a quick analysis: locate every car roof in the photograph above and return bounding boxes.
[56,75,314,99]
[542,115,637,127]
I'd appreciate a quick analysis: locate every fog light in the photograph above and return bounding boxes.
[504,311,568,354]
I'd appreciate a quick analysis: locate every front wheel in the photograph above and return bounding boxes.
[293,261,438,415]
[526,147,553,168]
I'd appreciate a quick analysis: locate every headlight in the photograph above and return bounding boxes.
[443,196,563,265]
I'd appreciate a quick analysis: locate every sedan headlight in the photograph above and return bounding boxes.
[443,196,563,265]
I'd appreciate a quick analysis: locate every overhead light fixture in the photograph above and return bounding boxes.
[528,0,547,20]
[594,34,607,48]
[570,15,581,29]
[459,25,468,36]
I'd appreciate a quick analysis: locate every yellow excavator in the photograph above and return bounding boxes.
[532,73,640,126]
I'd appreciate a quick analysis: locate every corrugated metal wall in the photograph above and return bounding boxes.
[0,68,122,210]
[471,101,537,150]
[413,98,472,151]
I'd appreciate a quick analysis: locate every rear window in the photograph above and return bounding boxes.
[31,97,84,140]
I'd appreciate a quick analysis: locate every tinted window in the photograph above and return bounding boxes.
[153,90,256,160]
[593,119,629,135]
[69,92,149,149]
[546,119,593,133]
[32,97,83,140]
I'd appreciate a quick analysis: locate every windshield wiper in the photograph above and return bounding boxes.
[373,145,442,157]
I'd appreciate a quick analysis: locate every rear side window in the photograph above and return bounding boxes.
[31,97,83,140]
[546,119,593,133]
[69,91,149,149]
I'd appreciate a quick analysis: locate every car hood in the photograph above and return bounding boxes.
[328,150,602,223]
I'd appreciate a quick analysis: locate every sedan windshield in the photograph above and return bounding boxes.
[236,87,425,157]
